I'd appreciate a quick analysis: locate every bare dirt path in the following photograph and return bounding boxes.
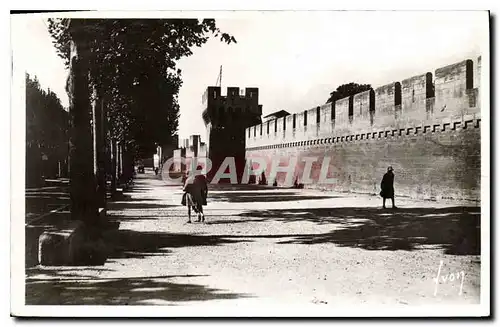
[26,170,481,308]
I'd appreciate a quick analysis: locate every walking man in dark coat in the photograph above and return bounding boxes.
[181,166,208,223]
[380,166,397,209]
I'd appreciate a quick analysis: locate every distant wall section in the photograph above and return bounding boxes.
[245,57,482,202]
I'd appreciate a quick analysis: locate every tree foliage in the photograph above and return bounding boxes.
[26,73,69,183]
[47,18,236,158]
[326,82,372,104]
[26,73,68,153]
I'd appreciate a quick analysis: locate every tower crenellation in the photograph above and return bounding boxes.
[202,86,263,182]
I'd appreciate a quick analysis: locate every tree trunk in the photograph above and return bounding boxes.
[122,145,134,182]
[100,99,107,197]
[102,102,110,198]
[92,87,106,208]
[117,141,122,182]
[67,26,98,225]
[110,138,117,194]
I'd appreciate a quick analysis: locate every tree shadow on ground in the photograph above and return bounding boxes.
[237,206,480,255]
[105,229,250,260]
[205,218,269,225]
[126,187,153,191]
[25,196,70,216]
[208,191,341,203]
[208,184,284,191]
[107,215,164,222]
[106,201,177,210]
[107,193,132,201]
[26,265,116,275]
[25,273,250,305]
[128,185,181,192]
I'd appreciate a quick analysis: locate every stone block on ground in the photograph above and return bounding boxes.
[38,220,85,266]
[26,225,53,267]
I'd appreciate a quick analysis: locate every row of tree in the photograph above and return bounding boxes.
[44,18,236,225]
[40,18,370,228]
[26,74,69,187]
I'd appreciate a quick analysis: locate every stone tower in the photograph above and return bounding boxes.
[202,86,262,182]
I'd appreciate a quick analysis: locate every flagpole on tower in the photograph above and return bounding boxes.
[220,65,222,88]
[215,66,222,92]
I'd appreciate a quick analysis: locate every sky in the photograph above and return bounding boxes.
[13,11,488,143]
[13,17,69,105]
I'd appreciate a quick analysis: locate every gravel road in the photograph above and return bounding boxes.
[26,171,481,309]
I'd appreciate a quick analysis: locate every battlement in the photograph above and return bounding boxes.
[202,86,259,105]
[202,86,262,127]
[242,56,482,201]
[246,57,481,148]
